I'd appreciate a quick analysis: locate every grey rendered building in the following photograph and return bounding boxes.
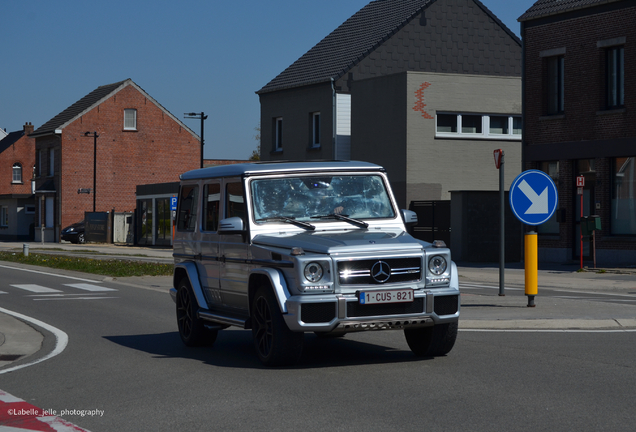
[257,0,523,208]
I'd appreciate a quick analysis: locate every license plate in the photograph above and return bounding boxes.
[358,289,414,305]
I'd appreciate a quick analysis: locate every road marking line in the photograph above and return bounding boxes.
[33,297,117,301]
[0,307,68,375]
[0,263,102,283]
[461,328,636,333]
[10,284,62,294]
[64,283,116,292]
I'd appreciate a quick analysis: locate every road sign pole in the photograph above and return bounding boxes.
[525,231,538,307]
[499,152,505,296]
[580,194,583,270]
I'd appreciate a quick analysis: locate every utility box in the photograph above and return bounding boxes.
[581,215,601,236]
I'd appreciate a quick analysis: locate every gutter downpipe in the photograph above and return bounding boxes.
[331,78,337,160]
[520,20,527,262]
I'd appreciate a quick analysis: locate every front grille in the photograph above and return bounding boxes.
[338,257,421,285]
[434,295,459,316]
[301,303,337,323]
[347,298,424,317]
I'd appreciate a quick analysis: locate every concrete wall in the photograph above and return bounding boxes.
[406,71,522,203]
[351,71,522,208]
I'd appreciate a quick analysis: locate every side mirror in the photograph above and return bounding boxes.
[218,217,245,233]
[401,209,418,225]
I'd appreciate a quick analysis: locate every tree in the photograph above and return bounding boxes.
[249,124,261,161]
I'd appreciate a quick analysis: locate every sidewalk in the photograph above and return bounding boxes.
[1,242,636,373]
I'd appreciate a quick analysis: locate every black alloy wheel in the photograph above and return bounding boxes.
[176,279,217,347]
[251,286,303,366]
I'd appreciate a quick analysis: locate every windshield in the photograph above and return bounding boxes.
[251,174,395,223]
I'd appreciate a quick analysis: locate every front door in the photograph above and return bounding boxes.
[219,179,250,310]
[574,160,596,260]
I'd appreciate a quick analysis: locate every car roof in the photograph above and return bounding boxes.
[179,161,385,181]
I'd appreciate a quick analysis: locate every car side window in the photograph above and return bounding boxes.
[226,182,245,222]
[177,185,199,232]
[203,183,220,232]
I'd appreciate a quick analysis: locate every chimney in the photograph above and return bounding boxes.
[23,122,34,135]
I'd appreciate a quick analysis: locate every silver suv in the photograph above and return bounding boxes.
[171,161,459,366]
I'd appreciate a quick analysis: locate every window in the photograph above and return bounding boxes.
[436,114,521,140]
[25,205,35,214]
[124,109,137,130]
[607,46,624,109]
[0,206,7,227]
[274,117,283,151]
[311,112,321,147]
[177,185,199,231]
[461,115,482,134]
[203,183,221,232]
[226,182,245,222]
[489,116,508,135]
[537,161,559,234]
[547,56,564,114]
[12,163,22,183]
[48,148,54,176]
[611,157,636,235]
[437,114,457,133]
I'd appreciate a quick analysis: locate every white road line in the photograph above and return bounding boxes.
[33,297,116,301]
[0,307,68,375]
[0,263,102,283]
[461,328,636,333]
[10,284,62,293]
[64,283,117,292]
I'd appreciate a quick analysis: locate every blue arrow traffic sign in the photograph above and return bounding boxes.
[509,170,558,225]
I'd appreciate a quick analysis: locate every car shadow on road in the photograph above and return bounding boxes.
[104,329,436,369]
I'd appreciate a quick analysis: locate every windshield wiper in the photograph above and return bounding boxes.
[311,213,369,229]
[256,216,315,231]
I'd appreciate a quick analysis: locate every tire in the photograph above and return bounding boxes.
[251,286,303,366]
[404,322,458,357]
[176,278,218,347]
[77,233,85,244]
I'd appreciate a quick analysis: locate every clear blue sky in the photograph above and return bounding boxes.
[1,0,534,160]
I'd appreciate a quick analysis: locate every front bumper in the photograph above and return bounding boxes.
[282,287,460,333]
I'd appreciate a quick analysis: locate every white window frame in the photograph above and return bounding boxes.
[312,112,320,148]
[12,163,22,183]
[435,113,522,140]
[124,109,137,130]
[275,117,283,151]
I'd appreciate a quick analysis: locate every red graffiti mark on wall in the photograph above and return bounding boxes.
[413,82,434,119]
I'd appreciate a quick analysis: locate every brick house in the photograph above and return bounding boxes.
[30,79,201,242]
[0,123,36,240]
[519,0,636,265]
[257,0,523,209]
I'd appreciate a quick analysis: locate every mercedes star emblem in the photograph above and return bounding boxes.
[371,260,391,283]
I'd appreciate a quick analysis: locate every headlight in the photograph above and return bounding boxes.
[428,255,447,275]
[304,262,324,282]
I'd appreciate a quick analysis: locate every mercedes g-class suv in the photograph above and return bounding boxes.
[171,161,459,366]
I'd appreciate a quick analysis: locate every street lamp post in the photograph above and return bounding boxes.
[84,131,99,212]
[184,112,208,168]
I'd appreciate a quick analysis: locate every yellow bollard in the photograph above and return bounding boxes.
[525,231,538,307]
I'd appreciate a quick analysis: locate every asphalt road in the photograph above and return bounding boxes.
[1,263,636,431]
